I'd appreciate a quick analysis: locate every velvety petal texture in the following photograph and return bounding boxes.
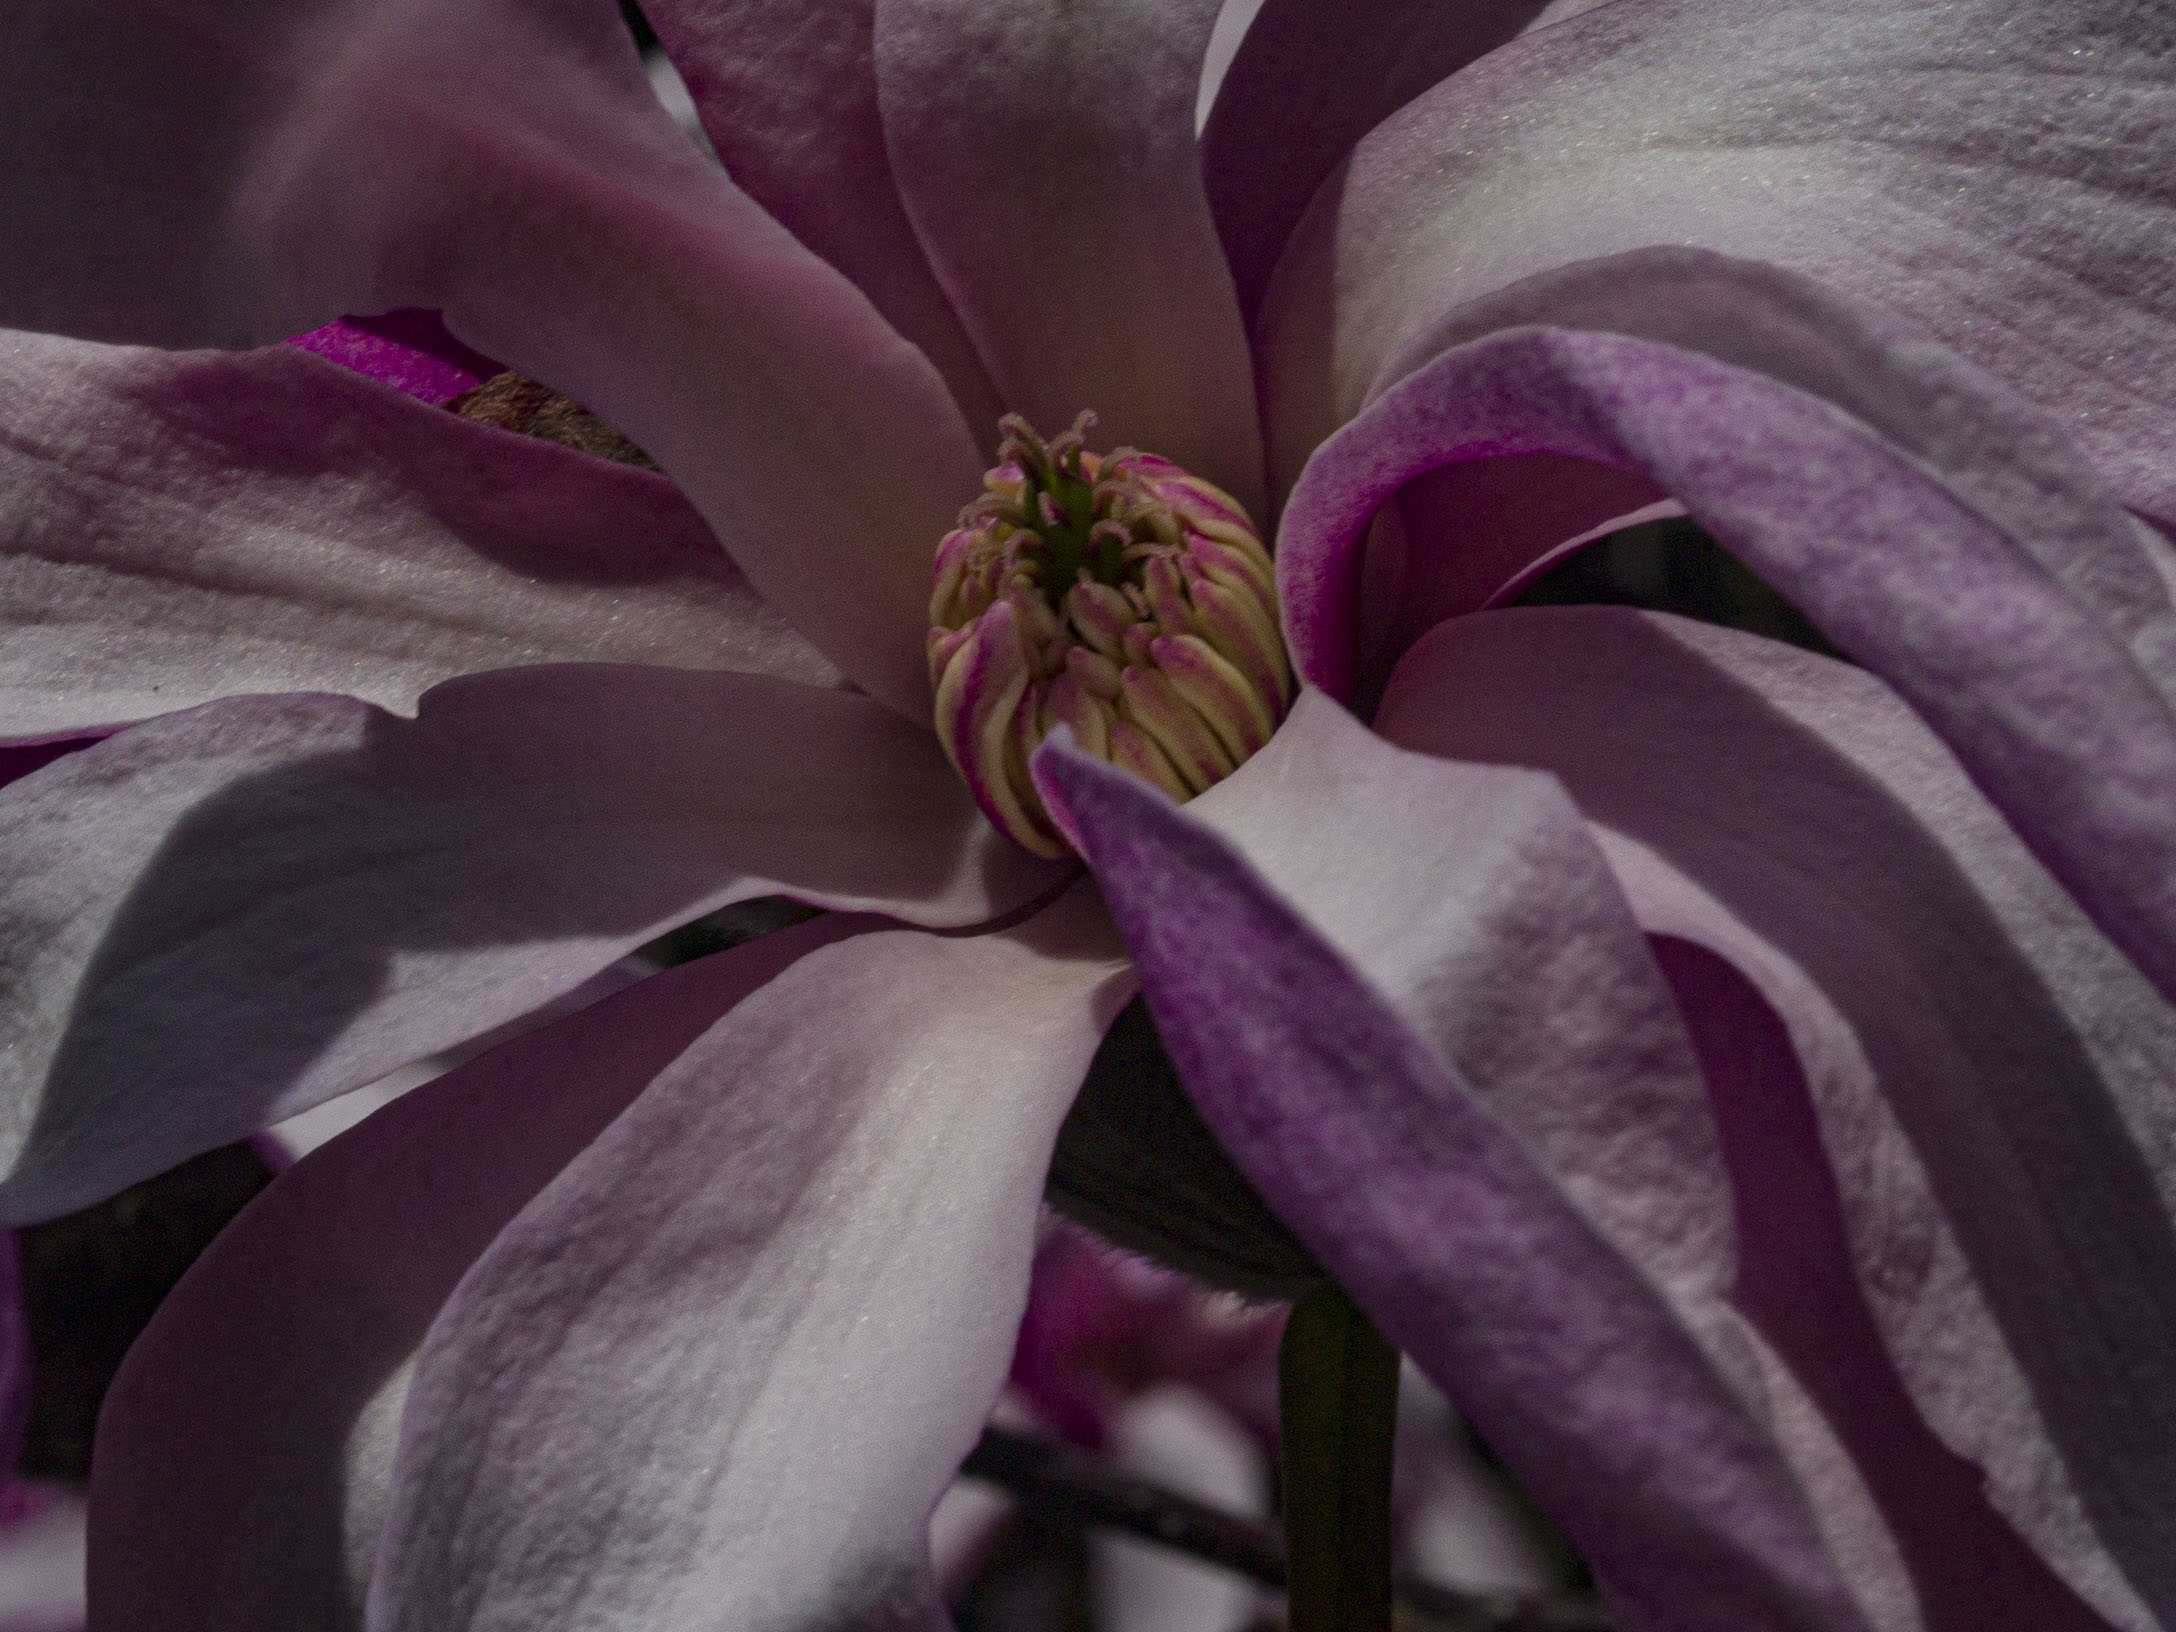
[1200,0,1554,323]
[6,0,983,715]
[0,331,834,735]
[1277,309,2176,1016]
[0,666,1062,1222]
[368,889,1131,1630]
[1187,694,1743,1372]
[1256,0,2176,520]
[288,312,501,404]
[874,0,1265,510]
[3,0,673,348]
[1379,608,2176,1627]
[1311,252,2176,676]
[1034,728,1871,1632]
[638,0,1006,439]
[90,916,871,1631]
[1653,939,2121,1632]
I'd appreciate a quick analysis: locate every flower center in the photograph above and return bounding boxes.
[929,413,1290,857]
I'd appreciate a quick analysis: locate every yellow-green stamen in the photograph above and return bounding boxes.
[930,413,1290,856]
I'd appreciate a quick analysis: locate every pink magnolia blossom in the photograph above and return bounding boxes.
[1,1,2174,1628]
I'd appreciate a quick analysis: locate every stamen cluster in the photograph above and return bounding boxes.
[930,413,1291,857]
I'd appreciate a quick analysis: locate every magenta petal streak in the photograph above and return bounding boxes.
[1033,737,1869,1632]
[1280,325,2176,1015]
[1252,0,2176,521]
[287,312,500,404]
[0,334,836,737]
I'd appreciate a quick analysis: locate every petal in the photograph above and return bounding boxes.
[287,311,500,404]
[873,0,1265,512]
[0,1234,26,1477]
[1200,0,1555,324]
[0,331,834,736]
[90,914,872,1631]
[1033,729,1873,1632]
[3,0,684,348]
[1277,316,2176,1010]
[0,737,104,797]
[1184,694,1741,1361]
[636,0,1006,438]
[1256,0,2176,519]
[5,0,980,715]
[1308,251,2173,646]
[366,889,1131,1629]
[1359,451,1672,691]
[1654,938,2128,1632]
[0,665,1065,1222]
[1378,606,2176,1626]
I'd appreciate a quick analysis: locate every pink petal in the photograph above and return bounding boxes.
[90,914,873,1630]
[0,665,1065,1223]
[4,0,980,715]
[637,0,1005,439]
[1200,0,1555,324]
[287,312,500,404]
[1359,452,1671,693]
[1277,312,2176,1013]
[366,890,1130,1628]
[1034,728,1872,1632]
[873,0,1265,512]
[2,0,671,349]
[1255,0,2176,520]
[1379,606,2176,1625]
[1655,938,2120,1632]
[1193,693,2116,1627]
[0,332,834,737]
[0,1235,25,1479]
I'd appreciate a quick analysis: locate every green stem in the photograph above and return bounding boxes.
[1279,1282,1399,1632]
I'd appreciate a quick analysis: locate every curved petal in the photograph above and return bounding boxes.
[637,0,1005,440]
[0,332,835,737]
[1361,451,1672,690]
[2,0,676,348]
[1033,730,1872,1632]
[1278,320,2176,1013]
[1653,938,2128,1632]
[1184,694,1740,1365]
[1316,252,2176,660]
[1199,0,1555,325]
[0,665,1065,1223]
[1193,698,2124,1632]
[1378,607,2176,1625]
[4,0,979,715]
[89,913,872,1631]
[288,311,500,404]
[366,888,1130,1629]
[1256,0,2176,520]
[873,0,1265,512]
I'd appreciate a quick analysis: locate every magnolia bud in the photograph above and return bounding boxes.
[930,413,1290,856]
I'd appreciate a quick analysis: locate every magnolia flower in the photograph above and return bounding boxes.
[2,0,2173,1628]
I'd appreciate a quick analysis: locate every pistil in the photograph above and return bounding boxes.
[930,413,1290,857]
